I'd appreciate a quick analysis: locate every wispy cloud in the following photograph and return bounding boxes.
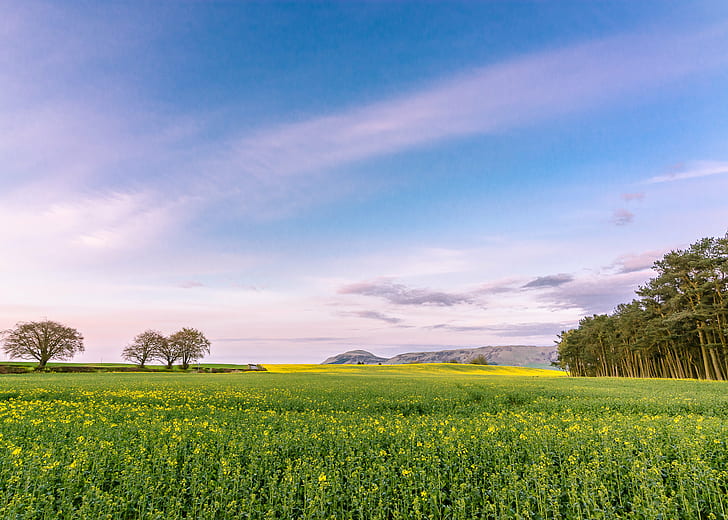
[609,250,664,274]
[431,321,574,337]
[213,336,348,343]
[0,190,192,264]
[522,274,574,289]
[339,279,475,307]
[537,271,649,315]
[612,208,635,226]
[178,281,205,289]
[645,161,728,184]
[485,322,576,337]
[219,24,728,180]
[340,310,403,324]
[621,192,645,202]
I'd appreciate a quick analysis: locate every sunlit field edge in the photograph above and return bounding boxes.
[263,363,565,376]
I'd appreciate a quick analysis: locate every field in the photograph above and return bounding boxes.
[0,365,727,519]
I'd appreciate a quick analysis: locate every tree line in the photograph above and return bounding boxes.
[1,320,210,370]
[122,328,210,369]
[557,233,728,380]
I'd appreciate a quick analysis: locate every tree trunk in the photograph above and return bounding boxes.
[708,346,724,381]
[698,332,712,379]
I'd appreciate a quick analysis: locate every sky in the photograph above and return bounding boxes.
[2,1,728,364]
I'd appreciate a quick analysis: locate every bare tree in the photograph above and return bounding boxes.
[2,320,84,369]
[155,335,181,370]
[168,328,211,370]
[122,330,167,368]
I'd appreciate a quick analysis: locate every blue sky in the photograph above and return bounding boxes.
[2,1,728,363]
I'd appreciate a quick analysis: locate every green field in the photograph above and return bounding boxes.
[0,366,726,519]
[0,361,263,372]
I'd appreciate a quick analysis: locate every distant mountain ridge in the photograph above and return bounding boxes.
[322,345,558,368]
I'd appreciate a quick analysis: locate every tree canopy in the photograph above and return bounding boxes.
[169,328,211,370]
[557,233,728,380]
[122,330,167,368]
[2,320,84,369]
[121,327,211,369]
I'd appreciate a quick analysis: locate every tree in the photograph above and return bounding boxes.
[156,334,181,370]
[122,330,167,368]
[1,320,84,369]
[557,232,728,380]
[168,328,211,370]
[468,354,490,365]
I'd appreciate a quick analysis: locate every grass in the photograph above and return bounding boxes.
[0,368,726,519]
[0,361,264,373]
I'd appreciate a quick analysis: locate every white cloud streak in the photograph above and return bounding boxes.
[221,24,728,180]
[646,161,728,184]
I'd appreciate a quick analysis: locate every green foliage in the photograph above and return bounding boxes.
[0,372,727,519]
[468,354,490,365]
[558,233,728,380]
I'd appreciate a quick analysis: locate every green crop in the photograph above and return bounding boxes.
[0,369,726,519]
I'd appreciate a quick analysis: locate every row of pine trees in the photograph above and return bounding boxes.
[557,234,728,380]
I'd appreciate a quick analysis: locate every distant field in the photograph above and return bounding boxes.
[0,361,252,370]
[264,363,565,376]
[0,361,259,373]
[0,361,565,375]
[0,370,726,518]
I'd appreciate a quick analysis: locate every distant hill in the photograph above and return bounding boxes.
[321,350,388,365]
[322,346,558,368]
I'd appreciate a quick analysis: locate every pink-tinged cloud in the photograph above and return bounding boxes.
[223,24,728,179]
[178,281,205,289]
[0,190,193,270]
[621,192,645,202]
[611,250,665,274]
[612,208,635,226]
